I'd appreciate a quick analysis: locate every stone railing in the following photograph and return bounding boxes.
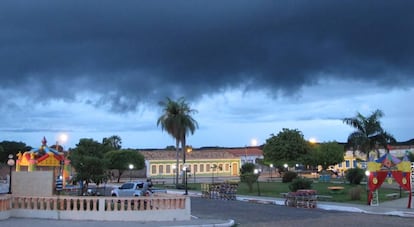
[0,194,190,222]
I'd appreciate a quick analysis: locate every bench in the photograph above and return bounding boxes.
[327,186,344,194]
[317,195,333,201]
[385,193,399,199]
[280,192,288,198]
[152,180,166,185]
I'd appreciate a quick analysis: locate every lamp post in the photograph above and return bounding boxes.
[129,164,134,181]
[254,168,261,196]
[7,154,15,194]
[183,163,189,195]
[269,164,273,179]
[172,165,176,184]
[365,170,370,205]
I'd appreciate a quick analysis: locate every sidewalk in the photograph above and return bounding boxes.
[157,189,414,226]
[235,193,414,218]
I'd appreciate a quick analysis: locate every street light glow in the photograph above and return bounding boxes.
[250,138,258,146]
[58,133,69,145]
[309,137,317,144]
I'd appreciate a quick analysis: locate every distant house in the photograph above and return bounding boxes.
[139,147,263,178]
[224,146,264,165]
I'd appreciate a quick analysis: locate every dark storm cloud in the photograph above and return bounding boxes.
[1,0,413,112]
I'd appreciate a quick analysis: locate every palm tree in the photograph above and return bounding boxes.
[103,135,122,150]
[157,97,198,186]
[343,109,396,161]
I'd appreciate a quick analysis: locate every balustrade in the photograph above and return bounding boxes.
[0,194,190,221]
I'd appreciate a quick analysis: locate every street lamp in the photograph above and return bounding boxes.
[254,168,261,196]
[183,163,189,195]
[129,164,134,181]
[172,165,176,184]
[365,170,370,205]
[269,164,273,179]
[7,154,15,194]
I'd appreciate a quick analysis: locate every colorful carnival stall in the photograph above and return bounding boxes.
[15,137,71,187]
[367,150,412,208]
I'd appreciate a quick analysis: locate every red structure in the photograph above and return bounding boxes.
[367,150,412,208]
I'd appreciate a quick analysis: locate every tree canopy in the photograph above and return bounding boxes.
[105,149,145,183]
[68,138,109,190]
[304,141,345,170]
[263,128,310,167]
[0,140,30,163]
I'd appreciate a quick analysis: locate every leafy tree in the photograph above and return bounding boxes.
[305,142,345,170]
[68,138,108,193]
[0,141,30,163]
[157,97,198,185]
[102,135,122,150]
[239,163,259,193]
[105,149,145,183]
[263,128,310,167]
[343,109,396,160]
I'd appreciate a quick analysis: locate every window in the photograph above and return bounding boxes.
[218,164,223,171]
[353,160,357,168]
[159,165,164,174]
[345,160,350,168]
[151,165,157,174]
[120,183,134,189]
[200,164,204,172]
[206,164,210,172]
[338,162,342,168]
[194,164,198,173]
[166,165,171,174]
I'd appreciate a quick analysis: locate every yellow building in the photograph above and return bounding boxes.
[139,148,242,178]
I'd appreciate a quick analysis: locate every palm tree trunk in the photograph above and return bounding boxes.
[181,135,186,185]
[175,139,179,187]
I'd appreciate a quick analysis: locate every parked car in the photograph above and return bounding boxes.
[111,181,167,197]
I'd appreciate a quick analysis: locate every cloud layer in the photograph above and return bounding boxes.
[0,1,413,147]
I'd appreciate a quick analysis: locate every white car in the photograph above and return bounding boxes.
[111,181,146,197]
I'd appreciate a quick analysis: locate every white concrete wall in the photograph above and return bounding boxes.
[12,171,54,197]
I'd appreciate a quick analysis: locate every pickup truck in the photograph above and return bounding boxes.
[111,181,167,197]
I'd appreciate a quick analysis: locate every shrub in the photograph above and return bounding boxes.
[240,163,259,192]
[289,177,313,192]
[282,171,298,183]
[345,168,365,185]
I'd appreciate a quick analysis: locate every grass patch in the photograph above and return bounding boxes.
[157,180,407,205]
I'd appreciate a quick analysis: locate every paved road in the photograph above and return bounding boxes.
[191,197,414,227]
[1,196,413,227]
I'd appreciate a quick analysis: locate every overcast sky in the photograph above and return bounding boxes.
[1,1,413,149]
